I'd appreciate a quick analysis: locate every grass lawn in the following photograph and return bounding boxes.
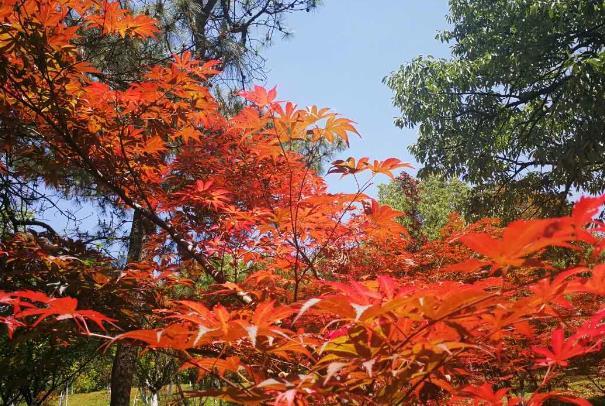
[48,385,220,405]
[48,381,605,405]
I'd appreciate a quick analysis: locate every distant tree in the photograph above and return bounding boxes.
[386,0,605,217]
[0,334,100,406]
[135,350,180,406]
[378,173,469,240]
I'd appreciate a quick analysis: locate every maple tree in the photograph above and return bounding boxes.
[2,0,605,405]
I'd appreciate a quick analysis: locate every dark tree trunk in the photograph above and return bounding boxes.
[110,209,152,406]
[110,343,139,406]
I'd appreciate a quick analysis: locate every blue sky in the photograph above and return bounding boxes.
[262,0,451,196]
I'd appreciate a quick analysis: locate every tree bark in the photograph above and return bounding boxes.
[110,343,138,406]
[110,209,152,406]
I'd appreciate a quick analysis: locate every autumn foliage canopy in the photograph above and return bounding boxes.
[1,0,605,404]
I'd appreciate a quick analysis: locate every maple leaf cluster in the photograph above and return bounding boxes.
[1,0,605,405]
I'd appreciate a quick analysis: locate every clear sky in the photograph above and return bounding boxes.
[262,0,451,196]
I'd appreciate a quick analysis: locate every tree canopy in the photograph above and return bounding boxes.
[378,173,469,241]
[386,0,605,216]
[81,0,320,87]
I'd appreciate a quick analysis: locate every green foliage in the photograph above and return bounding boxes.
[0,333,108,405]
[417,175,469,239]
[386,0,605,217]
[136,350,180,403]
[72,354,113,393]
[466,177,571,223]
[378,174,469,240]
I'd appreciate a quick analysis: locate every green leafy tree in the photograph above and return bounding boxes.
[378,173,469,240]
[0,334,104,406]
[135,351,180,406]
[386,0,605,217]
